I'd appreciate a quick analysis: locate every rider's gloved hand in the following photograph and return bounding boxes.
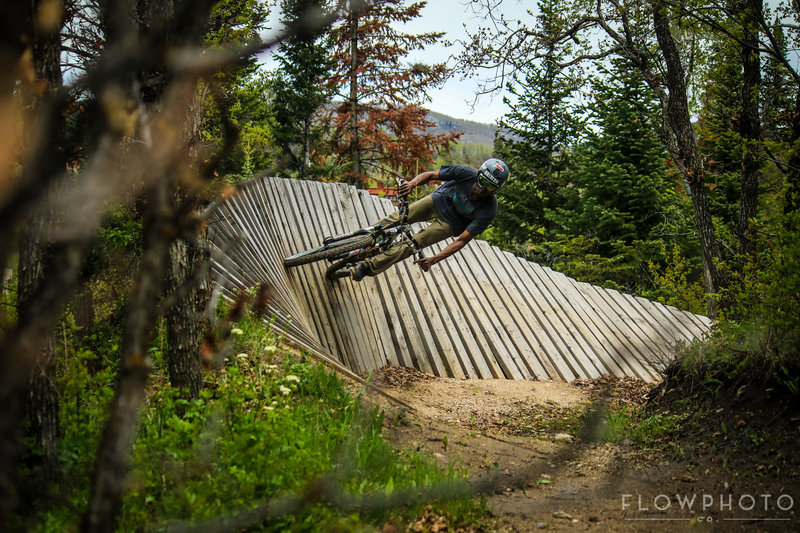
[397,179,413,196]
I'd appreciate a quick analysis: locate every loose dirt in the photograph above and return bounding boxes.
[368,365,799,532]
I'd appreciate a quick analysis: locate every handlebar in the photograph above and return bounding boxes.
[396,178,409,223]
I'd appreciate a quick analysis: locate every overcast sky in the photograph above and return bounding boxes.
[260,1,536,125]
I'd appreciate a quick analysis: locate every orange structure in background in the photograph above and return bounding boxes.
[366,182,399,203]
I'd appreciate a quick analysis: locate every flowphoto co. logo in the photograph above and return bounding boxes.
[621,492,794,524]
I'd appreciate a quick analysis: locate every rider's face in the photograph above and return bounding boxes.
[471,181,492,200]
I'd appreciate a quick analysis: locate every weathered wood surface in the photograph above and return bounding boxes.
[208,176,712,382]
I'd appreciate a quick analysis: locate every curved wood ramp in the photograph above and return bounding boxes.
[208,176,711,382]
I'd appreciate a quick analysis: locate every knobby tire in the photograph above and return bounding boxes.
[283,235,374,268]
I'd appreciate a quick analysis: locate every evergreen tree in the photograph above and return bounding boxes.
[761,21,794,147]
[491,0,584,248]
[695,35,744,238]
[202,0,272,176]
[537,57,673,292]
[271,0,334,178]
[322,0,459,185]
[569,59,670,244]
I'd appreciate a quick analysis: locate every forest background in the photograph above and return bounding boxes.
[1,0,800,531]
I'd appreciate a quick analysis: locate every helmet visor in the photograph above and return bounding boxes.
[477,170,499,192]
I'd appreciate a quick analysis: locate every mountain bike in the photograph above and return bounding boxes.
[283,180,422,280]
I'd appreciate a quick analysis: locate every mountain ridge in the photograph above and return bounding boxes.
[427,110,497,147]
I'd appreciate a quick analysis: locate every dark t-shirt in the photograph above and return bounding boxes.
[432,165,498,236]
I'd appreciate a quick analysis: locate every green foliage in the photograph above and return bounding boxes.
[436,142,493,169]
[490,0,585,248]
[593,406,686,448]
[645,243,707,315]
[527,234,663,294]
[750,210,800,361]
[19,314,484,531]
[202,0,275,178]
[270,0,335,179]
[567,58,670,243]
[206,70,278,179]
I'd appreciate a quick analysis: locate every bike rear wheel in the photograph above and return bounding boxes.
[283,234,374,268]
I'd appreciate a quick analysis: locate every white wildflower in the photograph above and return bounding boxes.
[285,375,300,383]
[231,328,244,336]
[264,364,278,371]
[265,346,278,353]
[236,353,249,360]
[279,385,292,396]
[264,406,275,411]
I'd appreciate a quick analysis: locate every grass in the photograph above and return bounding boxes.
[17,312,489,532]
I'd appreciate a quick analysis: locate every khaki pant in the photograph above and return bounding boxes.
[364,194,453,276]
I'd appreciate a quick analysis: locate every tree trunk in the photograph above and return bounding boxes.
[83,182,170,533]
[18,0,65,483]
[349,6,361,182]
[652,0,729,315]
[165,236,209,399]
[738,0,762,256]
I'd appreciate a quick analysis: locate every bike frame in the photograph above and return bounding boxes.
[282,179,423,280]
[323,187,421,279]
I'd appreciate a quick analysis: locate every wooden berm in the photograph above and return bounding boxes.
[208,176,711,382]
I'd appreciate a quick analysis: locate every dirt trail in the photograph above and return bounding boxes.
[369,367,797,532]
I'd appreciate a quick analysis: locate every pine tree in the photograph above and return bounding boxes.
[322,0,459,185]
[570,58,670,245]
[271,0,334,178]
[536,57,674,292]
[695,35,744,237]
[491,0,584,248]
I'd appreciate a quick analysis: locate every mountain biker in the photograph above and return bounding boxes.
[350,158,510,281]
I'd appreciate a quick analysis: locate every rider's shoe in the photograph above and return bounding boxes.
[350,262,369,282]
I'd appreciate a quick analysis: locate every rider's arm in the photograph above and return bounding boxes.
[399,169,439,195]
[414,230,474,272]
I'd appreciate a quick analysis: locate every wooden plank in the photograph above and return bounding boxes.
[430,244,505,379]
[680,308,712,333]
[526,264,606,378]
[355,199,434,374]
[490,246,572,380]
[360,195,468,374]
[634,295,695,345]
[300,179,376,373]
[620,293,686,367]
[493,249,578,381]
[514,258,599,379]
[391,218,499,378]
[571,281,661,381]
[600,287,677,369]
[321,180,406,374]
[542,268,625,377]
[339,186,400,372]
[266,178,342,357]
[340,192,402,369]
[273,178,355,366]
[369,222,441,376]
[368,207,469,378]
[553,274,645,379]
[465,240,549,379]
[266,177,335,345]
[404,223,493,379]
[356,196,417,369]
[441,242,525,379]
[232,181,307,320]
[661,302,708,343]
[503,254,582,380]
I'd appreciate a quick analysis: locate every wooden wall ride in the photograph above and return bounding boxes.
[208,176,712,382]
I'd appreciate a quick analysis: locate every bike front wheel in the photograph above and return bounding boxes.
[283,234,374,268]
